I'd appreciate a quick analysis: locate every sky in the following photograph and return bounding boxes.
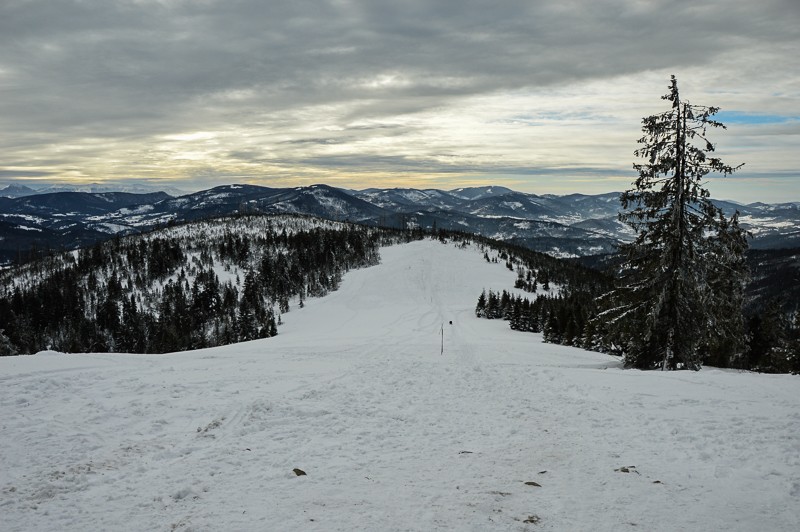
[0,0,798,202]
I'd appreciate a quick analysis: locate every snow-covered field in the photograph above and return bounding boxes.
[1,240,799,531]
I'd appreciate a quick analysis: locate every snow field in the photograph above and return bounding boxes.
[1,239,799,531]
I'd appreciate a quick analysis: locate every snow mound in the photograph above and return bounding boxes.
[33,350,64,356]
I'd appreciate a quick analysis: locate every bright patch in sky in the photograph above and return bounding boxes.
[715,112,796,125]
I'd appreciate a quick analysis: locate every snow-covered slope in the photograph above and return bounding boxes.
[1,240,798,531]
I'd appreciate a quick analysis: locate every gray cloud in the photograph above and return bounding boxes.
[2,1,792,126]
[0,170,55,178]
[0,0,797,198]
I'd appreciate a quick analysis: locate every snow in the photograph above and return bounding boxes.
[1,239,799,531]
[90,223,131,234]
[398,190,432,202]
[0,213,47,224]
[116,204,155,216]
[310,188,347,214]
[548,249,579,259]
[502,201,524,211]
[739,215,799,235]
[206,193,232,201]
[94,194,113,203]
[538,214,584,225]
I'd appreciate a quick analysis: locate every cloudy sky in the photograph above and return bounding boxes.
[1,0,798,201]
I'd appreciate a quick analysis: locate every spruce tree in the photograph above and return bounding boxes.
[475,290,487,318]
[746,300,791,373]
[600,76,747,371]
[0,329,17,356]
[703,212,749,367]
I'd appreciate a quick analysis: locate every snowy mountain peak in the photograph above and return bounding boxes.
[0,184,38,198]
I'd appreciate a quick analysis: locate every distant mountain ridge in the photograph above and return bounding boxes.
[0,182,188,198]
[1,183,798,264]
[0,184,38,198]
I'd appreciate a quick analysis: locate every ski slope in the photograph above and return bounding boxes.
[1,239,799,531]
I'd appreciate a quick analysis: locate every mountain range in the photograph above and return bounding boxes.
[1,183,799,265]
[0,182,188,198]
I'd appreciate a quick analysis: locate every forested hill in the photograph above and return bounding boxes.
[0,215,393,355]
[0,215,609,356]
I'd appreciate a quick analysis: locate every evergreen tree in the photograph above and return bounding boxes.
[0,329,17,356]
[703,212,749,367]
[543,310,560,344]
[475,290,487,318]
[499,290,512,320]
[746,300,791,373]
[540,271,550,292]
[509,297,522,330]
[486,290,499,319]
[599,76,747,370]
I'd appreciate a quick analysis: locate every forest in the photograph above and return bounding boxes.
[0,215,411,355]
[475,286,800,373]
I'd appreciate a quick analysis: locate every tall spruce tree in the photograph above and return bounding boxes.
[600,76,747,371]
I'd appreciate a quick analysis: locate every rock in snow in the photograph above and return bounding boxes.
[1,239,799,531]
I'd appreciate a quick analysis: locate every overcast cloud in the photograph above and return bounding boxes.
[0,0,798,200]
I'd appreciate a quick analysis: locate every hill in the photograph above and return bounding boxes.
[1,238,799,531]
[0,215,396,354]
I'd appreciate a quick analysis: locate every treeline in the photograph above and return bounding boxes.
[460,196,800,374]
[463,229,800,373]
[741,300,800,373]
[465,227,623,353]
[476,289,603,349]
[0,215,412,355]
[476,289,800,374]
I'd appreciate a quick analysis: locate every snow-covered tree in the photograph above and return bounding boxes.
[600,76,747,371]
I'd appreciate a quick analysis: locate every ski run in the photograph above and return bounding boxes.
[2,239,799,531]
